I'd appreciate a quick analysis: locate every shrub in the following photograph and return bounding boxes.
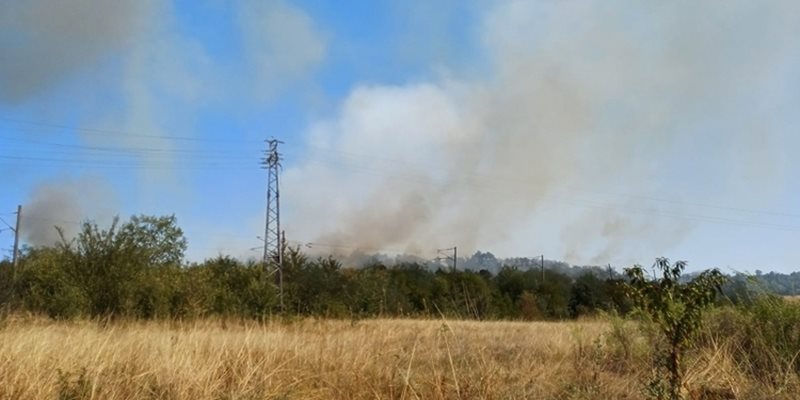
[625,258,725,400]
[15,247,87,319]
[702,296,800,384]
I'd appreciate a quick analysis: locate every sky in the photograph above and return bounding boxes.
[2,0,800,273]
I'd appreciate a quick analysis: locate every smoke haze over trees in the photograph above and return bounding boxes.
[1,215,795,321]
[3,1,800,271]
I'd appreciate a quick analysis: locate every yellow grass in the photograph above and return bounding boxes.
[784,295,800,303]
[0,316,794,399]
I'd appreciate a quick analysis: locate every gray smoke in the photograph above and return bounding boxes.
[0,0,150,104]
[283,0,800,265]
[2,0,327,256]
[21,176,117,247]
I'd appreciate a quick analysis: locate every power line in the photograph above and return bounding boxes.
[293,153,800,223]
[436,246,458,271]
[304,241,430,256]
[286,158,800,232]
[282,142,800,220]
[0,156,258,171]
[0,134,255,150]
[10,161,800,235]
[0,216,14,230]
[12,205,20,270]
[6,121,800,233]
[11,165,800,235]
[15,216,83,225]
[561,186,800,220]
[4,116,800,220]
[0,117,262,143]
[2,130,799,222]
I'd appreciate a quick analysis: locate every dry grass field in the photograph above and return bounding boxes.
[0,315,794,399]
[783,295,800,303]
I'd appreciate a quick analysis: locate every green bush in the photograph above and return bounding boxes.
[15,247,88,319]
[624,258,725,400]
[702,297,800,383]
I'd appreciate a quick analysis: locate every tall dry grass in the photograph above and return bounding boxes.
[0,315,795,399]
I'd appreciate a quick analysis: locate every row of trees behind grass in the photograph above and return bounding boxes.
[0,214,775,320]
[0,214,640,320]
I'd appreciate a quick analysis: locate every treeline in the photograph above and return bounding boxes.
[0,214,780,320]
[0,252,633,320]
[0,214,635,320]
[735,271,800,296]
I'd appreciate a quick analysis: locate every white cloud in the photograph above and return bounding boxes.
[237,0,327,98]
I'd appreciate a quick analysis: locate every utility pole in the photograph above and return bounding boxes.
[540,254,545,282]
[12,205,21,271]
[437,247,458,272]
[261,138,284,309]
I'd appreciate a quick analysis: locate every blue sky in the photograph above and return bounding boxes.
[2,0,800,273]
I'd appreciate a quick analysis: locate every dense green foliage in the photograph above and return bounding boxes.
[726,271,800,296]
[701,296,800,383]
[0,215,639,320]
[0,215,791,327]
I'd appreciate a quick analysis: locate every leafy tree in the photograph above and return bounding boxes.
[389,263,435,313]
[0,259,12,307]
[284,256,348,315]
[56,215,187,317]
[604,278,634,314]
[194,256,277,318]
[435,270,495,319]
[624,258,725,400]
[533,269,572,319]
[495,266,527,301]
[118,214,187,266]
[569,273,606,317]
[14,247,88,318]
[343,264,390,316]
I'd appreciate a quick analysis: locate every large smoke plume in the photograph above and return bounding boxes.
[4,0,800,265]
[283,0,800,265]
[2,0,327,254]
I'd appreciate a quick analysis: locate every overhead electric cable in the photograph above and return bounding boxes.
[0,117,262,143]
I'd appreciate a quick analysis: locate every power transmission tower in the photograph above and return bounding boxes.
[436,246,457,272]
[261,138,284,309]
[0,206,20,271]
[12,205,20,272]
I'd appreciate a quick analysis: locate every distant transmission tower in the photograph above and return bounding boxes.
[436,246,457,272]
[261,138,284,309]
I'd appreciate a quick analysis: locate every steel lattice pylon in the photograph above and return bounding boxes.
[261,138,282,273]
